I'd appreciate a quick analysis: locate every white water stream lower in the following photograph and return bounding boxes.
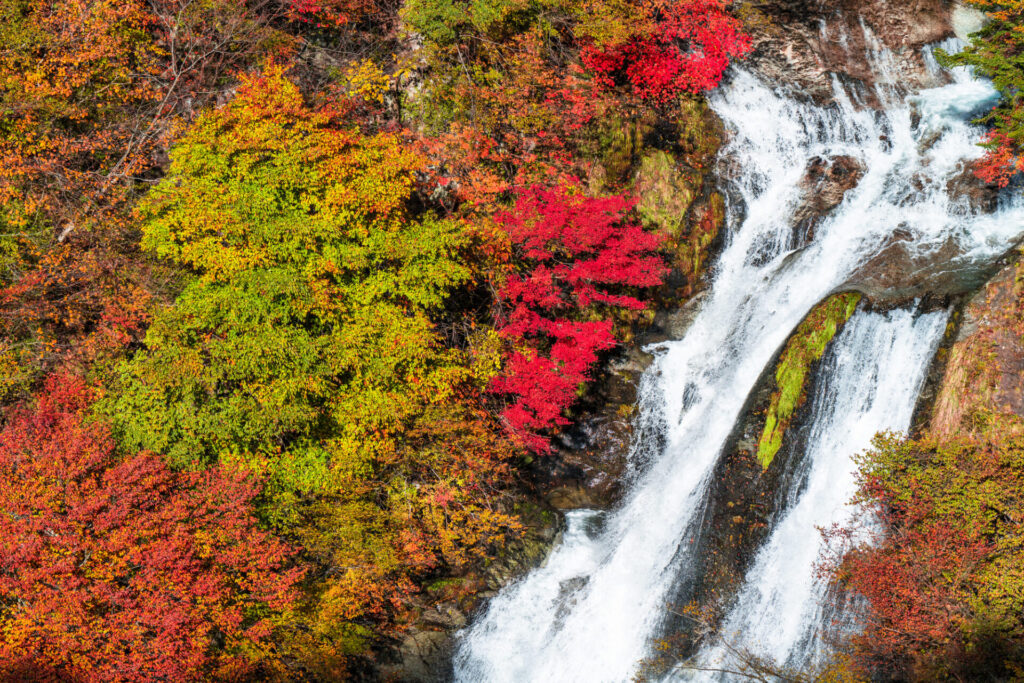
[685,308,947,679]
[453,30,1024,683]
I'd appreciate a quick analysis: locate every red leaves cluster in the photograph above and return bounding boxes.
[582,0,751,101]
[976,128,1024,188]
[0,376,302,682]
[489,185,667,451]
[286,0,384,28]
[824,429,1024,679]
[839,521,992,670]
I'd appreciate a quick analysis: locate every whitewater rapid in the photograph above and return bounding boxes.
[453,29,1024,683]
[685,308,947,679]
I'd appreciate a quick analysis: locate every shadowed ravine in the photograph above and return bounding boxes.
[452,28,1024,683]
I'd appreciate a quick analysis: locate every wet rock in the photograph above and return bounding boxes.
[799,155,865,209]
[791,155,866,247]
[541,405,635,510]
[847,232,1010,308]
[739,0,953,105]
[421,603,468,630]
[648,291,708,344]
[392,629,452,683]
[947,161,1000,213]
[546,485,600,510]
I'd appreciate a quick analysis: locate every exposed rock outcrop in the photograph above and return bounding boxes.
[847,234,1011,308]
[738,0,953,104]
[928,256,1024,437]
[791,155,866,247]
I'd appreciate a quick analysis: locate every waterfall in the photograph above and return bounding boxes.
[453,27,1024,683]
[685,308,947,679]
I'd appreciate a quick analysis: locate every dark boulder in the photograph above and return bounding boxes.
[791,155,866,247]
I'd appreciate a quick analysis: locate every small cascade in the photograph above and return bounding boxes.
[453,24,1024,683]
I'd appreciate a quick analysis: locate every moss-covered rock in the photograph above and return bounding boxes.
[594,112,656,186]
[670,192,725,300]
[756,292,861,468]
[634,150,699,234]
[675,97,723,169]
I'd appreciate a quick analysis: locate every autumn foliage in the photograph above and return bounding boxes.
[489,186,667,450]
[582,0,752,101]
[0,375,302,682]
[827,426,1024,680]
[101,67,524,668]
[0,0,746,675]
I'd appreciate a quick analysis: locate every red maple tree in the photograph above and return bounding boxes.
[489,185,667,451]
[582,0,751,102]
[0,376,303,683]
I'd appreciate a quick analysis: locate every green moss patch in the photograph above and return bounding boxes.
[756,292,861,469]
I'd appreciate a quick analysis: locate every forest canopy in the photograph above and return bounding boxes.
[0,0,1021,679]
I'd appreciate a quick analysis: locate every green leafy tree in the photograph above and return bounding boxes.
[102,67,523,671]
[106,65,471,497]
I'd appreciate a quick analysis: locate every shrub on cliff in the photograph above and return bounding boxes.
[488,184,668,451]
[826,421,1024,680]
[582,0,751,102]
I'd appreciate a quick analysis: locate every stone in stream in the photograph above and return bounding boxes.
[791,155,867,248]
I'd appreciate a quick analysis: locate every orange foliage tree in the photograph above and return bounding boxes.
[0,0,292,402]
[0,375,303,682]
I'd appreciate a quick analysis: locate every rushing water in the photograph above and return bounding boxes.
[685,308,947,679]
[453,28,1024,683]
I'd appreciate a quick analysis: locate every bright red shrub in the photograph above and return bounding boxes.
[489,185,667,451]
[0,376,303,682]
[976,128,1024,188]
[582,0,751,102]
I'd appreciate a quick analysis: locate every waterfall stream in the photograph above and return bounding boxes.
[686,308,947,678]
[453,29,1024,683]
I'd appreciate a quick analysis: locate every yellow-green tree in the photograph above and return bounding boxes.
[104,67,521,670]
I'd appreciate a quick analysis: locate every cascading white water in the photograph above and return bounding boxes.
[685,308,947,679]
[454,27,1024,683]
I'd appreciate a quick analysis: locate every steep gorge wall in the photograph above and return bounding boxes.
[925,254,1024,437]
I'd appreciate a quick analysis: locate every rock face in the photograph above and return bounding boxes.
[791,155,866,248]
[847,233,1012,308]
[739,0,953,104]
[929,258,1024,437]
